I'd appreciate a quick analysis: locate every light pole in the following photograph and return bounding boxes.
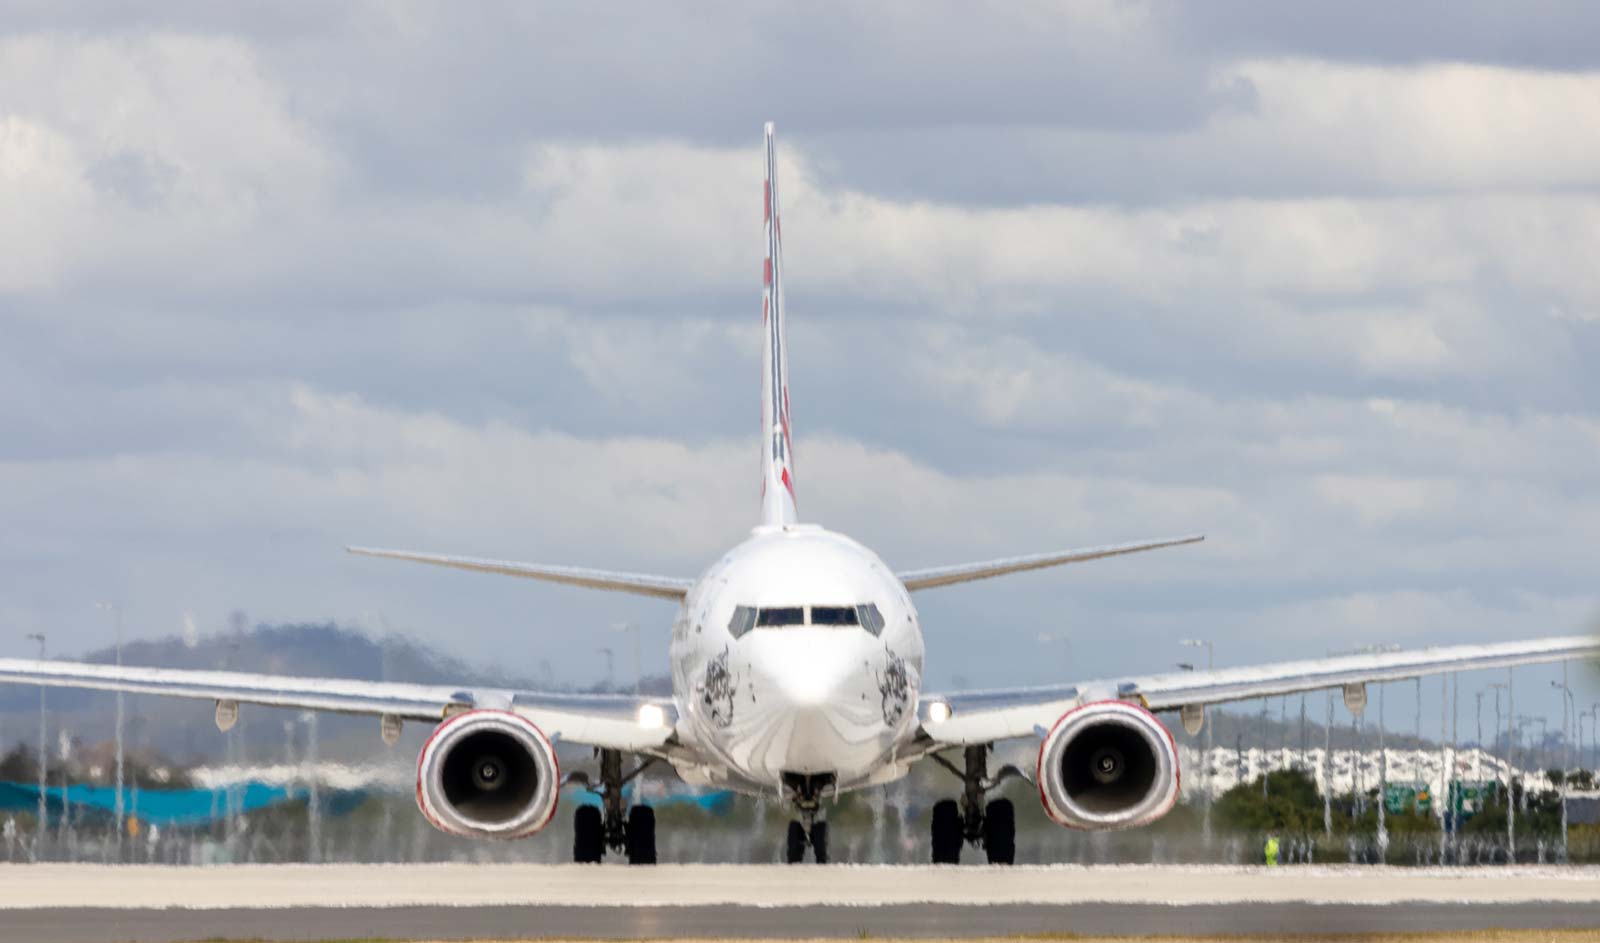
[1299,695,1308,772]
[1590,704,1600,772]
[1437,676,1448,861]
[1506,668,1515,862]
[1552,676,1574,858]
[1259,699,1270,798]
[1486,682,1508,798]
[301,711,320,864]
[1415,677,1423,754]
[1577,709,1587,780]
[24,633,46,852]
[1323,691,1333,838]
[1486,683,1506,753]
[1516,715,1543,819]
[1474,690,1485,780]
[1450,672,1460,863]
[1377,683,1388,858]
[96,602,124,858]
[1180,638,1213,847]
[1279,696,1289,775]
[221,639,243,847]
[1525,716,1548,776]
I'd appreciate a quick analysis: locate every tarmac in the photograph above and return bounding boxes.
[2,863,1598,941]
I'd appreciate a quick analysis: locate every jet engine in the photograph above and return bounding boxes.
[416,710,559,839]
[1037,700,1179,830]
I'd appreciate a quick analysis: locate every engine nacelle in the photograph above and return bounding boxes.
[416,710,559,840]
[1037,700,1179,830]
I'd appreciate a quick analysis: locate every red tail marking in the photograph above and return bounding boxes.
[782,388,793,457]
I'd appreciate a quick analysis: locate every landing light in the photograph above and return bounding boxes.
[637,703,667,729]
[927,701,953,724]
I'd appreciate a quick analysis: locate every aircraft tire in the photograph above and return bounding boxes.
[931,798,962,864]
[625,805,657,865]
[809,820,829,864]
[573,805,604,863]
[784,820,807,863]
[983,798,1015,865]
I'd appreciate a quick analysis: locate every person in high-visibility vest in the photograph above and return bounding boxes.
[1264,834,1280,867]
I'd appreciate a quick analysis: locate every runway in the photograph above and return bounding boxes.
[9,902,1600,942]
[3,864,1599,941]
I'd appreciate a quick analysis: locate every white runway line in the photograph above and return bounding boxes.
[3,864,1600,910]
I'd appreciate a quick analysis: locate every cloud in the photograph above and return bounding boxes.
[0,6,1594,720]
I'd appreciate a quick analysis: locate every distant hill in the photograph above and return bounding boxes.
[0,622,669,765]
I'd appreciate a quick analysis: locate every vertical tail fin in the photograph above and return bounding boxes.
[760,122,798,527]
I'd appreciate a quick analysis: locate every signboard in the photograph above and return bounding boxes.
[1384,780,1498,819]
[1384,782,1432,815]
[1449,780,1497,818]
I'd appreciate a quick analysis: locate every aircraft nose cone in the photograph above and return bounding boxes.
[755,629,861,707]
[746,628,888,775]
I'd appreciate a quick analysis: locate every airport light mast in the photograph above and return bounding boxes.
[96,602,124,859]
[1376,683,1387,857]
[1179,638,1213,846]
[1552,674,1574,858]
[1506,668,1515,863]
[1523,716,1548,775]
[1484,681,1508,801]
[1589,704,1600,771]
[1474,689,1485,780]
[24,632,45,852]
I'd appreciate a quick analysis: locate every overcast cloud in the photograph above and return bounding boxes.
[1,2,1596,724]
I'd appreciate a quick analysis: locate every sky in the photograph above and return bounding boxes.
[1,1,1597,734]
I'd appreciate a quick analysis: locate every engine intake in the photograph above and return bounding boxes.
[1037,700,1179,830]
[416,710,558,839]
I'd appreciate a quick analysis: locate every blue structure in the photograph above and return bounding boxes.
[0,781,367,827]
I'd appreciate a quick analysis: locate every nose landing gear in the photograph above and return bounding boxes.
[930,744,1022,864]
[569,748,657,864]
[782,771,834,863]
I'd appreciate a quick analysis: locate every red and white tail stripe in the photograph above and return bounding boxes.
[760,122,798,527]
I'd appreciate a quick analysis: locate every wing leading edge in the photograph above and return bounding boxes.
[0,658,676,753]
[347,546,693,600]
[920,633,1600,747]
[895,534,1204,591]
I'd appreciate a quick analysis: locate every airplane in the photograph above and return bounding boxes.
[2,123,1596,866]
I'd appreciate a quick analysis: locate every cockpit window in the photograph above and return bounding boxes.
[728,605,757,639]
[856,603,886,636]
[738,604,886,633]
[810,606,858,626]
[756,606,805,627]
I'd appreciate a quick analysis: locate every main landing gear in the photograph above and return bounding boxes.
[782,772,833,863]
[570,748,657,864]
[930,744,1022,865]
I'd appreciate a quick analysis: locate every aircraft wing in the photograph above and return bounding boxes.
[0,659,676,753]
[347,546,694,600]
[918,633,1600,747]
[895,535,1204,591]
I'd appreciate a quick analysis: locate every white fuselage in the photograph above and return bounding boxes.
[669,524,925,793]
